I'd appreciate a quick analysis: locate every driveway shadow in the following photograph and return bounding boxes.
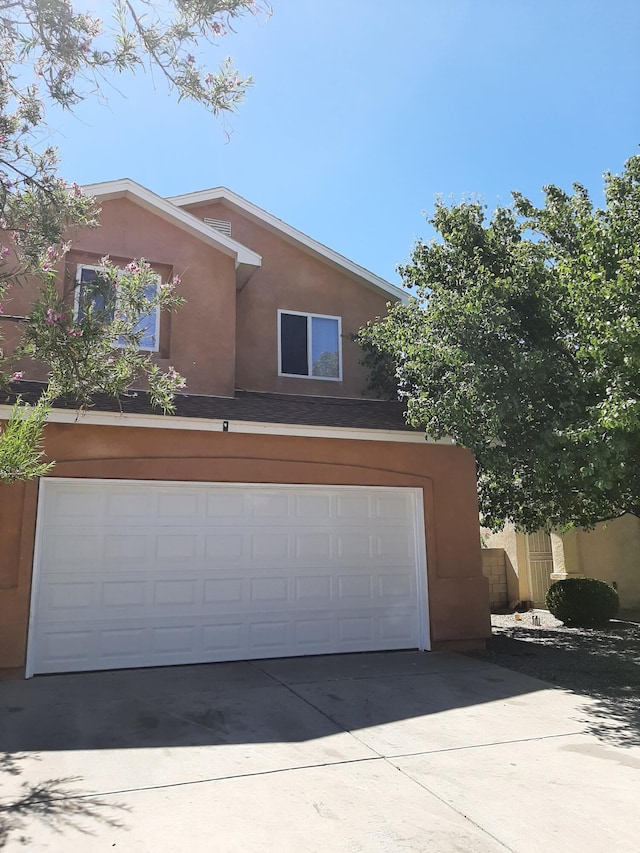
[0,652,549,756]
[0,648,608,845]
[465,619,640,748]
[0,753,127,848]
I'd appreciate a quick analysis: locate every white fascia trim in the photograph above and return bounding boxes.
[0,405,447,444]
[82,179,262,271]
[168,187,408,304]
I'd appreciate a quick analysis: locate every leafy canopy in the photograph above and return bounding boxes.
[0,0,267,482]
[358,153,640,532]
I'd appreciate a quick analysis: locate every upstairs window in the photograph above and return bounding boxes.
[278,310,342,381]
[75,264,161,352]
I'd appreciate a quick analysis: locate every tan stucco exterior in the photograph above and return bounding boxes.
[0,184,492,677]
[481,525,523,603]
[10,194,392,399]
[482,518,640,609]
[7,198,239,396]
[178,200,391,398]
[0,422,490,674]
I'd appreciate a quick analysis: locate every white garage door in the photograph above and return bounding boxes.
[27,480,429,676]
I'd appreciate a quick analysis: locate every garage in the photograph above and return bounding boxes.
[27,479,429,676]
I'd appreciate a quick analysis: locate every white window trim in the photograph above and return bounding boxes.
[74,263,161,353]
[277,309,343,382]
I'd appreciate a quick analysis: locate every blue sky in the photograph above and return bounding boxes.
[50,0,640,285]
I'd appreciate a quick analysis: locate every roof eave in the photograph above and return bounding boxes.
[168,187,408,304]
[82,179,262,281]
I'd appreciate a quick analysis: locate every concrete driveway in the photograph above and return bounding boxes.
[0,651,637,851]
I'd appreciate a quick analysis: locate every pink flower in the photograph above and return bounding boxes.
[46,246,56,260]
[10,371,23,381]
[45,309,65,325]
[42,262,52,272]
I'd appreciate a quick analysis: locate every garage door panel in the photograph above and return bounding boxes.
[374,493,414,518]
[105,490,155,519]
[251,491,291,517]
[102,580,147,609]
[104,533,149,560]
[205,533,245,562]
[44,487,105,521]
[29,481,428,675]
[40,580,96,612]
[32,609,421,675]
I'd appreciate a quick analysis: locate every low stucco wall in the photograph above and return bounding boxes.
[482,518,640,609]
[481,549,509,609]
[481,525,522,603]
[0,421,491,673]
[571,516,640,610]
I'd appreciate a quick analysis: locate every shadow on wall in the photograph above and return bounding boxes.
[466,619,640,749]
[0,752,128,848]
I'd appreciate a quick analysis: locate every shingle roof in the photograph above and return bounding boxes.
[4,382,415,432]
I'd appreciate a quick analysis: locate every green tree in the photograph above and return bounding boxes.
[0,0,267,482]
[358,153,640,532]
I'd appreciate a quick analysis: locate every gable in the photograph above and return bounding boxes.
[69,179,400,399]
[84,180,262,289]
[168,188,407,304]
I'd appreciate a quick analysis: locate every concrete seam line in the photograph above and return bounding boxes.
[247,661,387,760]
[389,760,516,853]
[385,729,587,759]
[38,755,385,801]
[258,663,518,852]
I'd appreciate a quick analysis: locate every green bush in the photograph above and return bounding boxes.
[545,578,619,627]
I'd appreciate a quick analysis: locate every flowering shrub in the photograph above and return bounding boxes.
[1,257,186,482]
[0,1,270,483]
[22,258,186,412]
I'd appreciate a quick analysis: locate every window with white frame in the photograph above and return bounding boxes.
[278,310,342,380]
[74,264,161,352]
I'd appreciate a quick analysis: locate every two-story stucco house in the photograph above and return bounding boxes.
[0,179,490,679]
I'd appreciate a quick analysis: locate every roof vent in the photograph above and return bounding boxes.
[204,217,232,237]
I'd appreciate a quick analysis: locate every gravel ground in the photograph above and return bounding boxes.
[464,609,640,746]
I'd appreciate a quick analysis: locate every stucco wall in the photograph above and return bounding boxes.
[481,524,522,603]
[69,198,239,397]
[482,519,640,609]
[572,516,640,609]
[4,197,239,396]
[179,200,392,399]
[4,196,395,400]
[0,421,490,673]
[481,549,508,608]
